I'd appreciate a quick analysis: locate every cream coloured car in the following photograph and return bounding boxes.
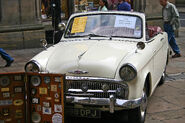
[25,11,169,123]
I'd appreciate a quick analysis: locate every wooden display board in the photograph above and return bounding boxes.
[27,73,65,123]
[0,72,26,123]
[0,72,65,123]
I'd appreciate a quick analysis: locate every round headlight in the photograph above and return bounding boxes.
[25,61,40,72]
[119,64,137,81]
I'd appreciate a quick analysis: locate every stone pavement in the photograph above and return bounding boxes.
[0,28,185,123]
[146,27,185,123]
[0,48,43,72]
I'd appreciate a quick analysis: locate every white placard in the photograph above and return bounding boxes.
[114,16,136,29]
[54,104,62,113]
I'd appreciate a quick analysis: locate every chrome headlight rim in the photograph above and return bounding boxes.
[25,60,41,72]
[119,63,137,82]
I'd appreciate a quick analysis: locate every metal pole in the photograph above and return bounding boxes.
[52,2,56,44]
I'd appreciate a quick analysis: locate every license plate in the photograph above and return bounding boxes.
[70,108,101,118]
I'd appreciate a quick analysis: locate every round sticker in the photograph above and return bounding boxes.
[44,76,51,84]
[31,76,41,87]
[32,112,41,123]
[52,113,62,123]
[0,76,10,87]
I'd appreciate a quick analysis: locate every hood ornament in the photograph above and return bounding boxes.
[68,69,89,74]
[78,51,87,60]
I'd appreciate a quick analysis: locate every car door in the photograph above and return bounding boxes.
[152,33,167,86]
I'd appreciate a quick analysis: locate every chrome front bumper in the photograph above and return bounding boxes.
[66,94,143,113]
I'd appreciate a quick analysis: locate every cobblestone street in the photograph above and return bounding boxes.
[0,28,185,123]
[145,27,185,123]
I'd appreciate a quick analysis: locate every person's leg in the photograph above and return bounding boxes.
[169,34,180,54]
[164,24,181,57]
[167,26,180,54]
[0,48,14,66]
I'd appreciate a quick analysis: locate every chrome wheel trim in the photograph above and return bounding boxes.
[140,90,147,121]
[162,70,166,80]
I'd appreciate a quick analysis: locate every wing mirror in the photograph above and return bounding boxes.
[58,23,66,30]
[135,42,145,53]
[40,39,48,49]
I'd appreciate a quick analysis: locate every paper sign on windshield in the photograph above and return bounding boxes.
[71,16,88,33]
[114,16,136,29]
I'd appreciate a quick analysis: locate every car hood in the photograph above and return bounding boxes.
[37,40,136,78]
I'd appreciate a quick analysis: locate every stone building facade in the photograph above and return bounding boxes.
[145,0,176,27]
[0,0,45,49]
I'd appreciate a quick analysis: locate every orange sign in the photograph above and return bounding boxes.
[71,16,88,33]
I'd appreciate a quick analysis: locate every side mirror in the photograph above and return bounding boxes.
[40,39,48,49]
[58,23,66,30]
[135,42,145,53]
[137,42,145,50]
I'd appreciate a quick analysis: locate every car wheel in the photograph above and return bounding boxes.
[128,84,148,123]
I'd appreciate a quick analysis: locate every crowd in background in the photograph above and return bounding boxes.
[99,0,133,11]
[41,0,133,19]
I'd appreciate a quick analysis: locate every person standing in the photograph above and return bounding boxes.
[107,0,118,10]
[51,0,61,31]
[117,0,131,11]
[159,0,181,58]
[98,0,108,11]
[0,48,14,67]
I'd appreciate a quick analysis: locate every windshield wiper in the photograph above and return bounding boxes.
[86,33,112,40]
[87,33,103,39]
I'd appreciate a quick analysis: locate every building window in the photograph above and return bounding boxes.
[41,0,52,19]
[41,0,65,20]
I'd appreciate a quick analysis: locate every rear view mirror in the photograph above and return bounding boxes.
[137,42,145,50]
[58,23,66,30]
[40,39,48,49]
[135,42,145,53]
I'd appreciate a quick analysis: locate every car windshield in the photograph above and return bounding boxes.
[64,14,143,39]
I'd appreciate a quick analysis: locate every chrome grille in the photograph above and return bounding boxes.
[67,80,126,90]
[66,80,128,99]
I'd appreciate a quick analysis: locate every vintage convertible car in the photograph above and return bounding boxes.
[25,11,169,123]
